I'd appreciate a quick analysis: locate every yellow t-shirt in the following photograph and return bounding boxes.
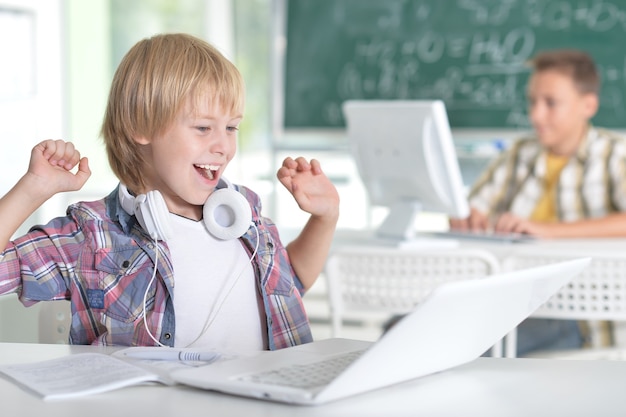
[530,154,570,222]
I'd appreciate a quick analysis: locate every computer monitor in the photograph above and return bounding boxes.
[342,100,470,241]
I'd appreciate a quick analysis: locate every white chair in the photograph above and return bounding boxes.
[38,300,71,344]
[324,246,502,353]
[502,249,626,358]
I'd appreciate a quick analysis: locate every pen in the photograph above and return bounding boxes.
[123,349,221,362]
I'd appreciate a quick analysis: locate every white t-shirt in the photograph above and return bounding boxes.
[167,213,266,352]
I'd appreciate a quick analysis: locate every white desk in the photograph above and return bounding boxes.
[331,229,626,256]
[1,342,625,416]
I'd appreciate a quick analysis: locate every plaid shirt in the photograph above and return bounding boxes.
[0,184,313,350]
[469,126,626,222]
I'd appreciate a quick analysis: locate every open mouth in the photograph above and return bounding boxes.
[194,164,219,180]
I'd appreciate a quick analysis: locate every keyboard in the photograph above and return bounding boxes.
[432,230,534,243]
[237,350,365,389]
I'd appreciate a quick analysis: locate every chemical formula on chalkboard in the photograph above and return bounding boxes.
[283,0,626,128]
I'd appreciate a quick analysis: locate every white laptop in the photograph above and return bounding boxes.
[171,258,590,405]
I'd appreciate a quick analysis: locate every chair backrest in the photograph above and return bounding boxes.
[38,300,71,344]
[324,246,500,338]
[502,250,626,321]
[501,249,626,356]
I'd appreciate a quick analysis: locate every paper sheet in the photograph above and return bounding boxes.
[0,353,166,400]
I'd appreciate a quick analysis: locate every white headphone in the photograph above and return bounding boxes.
[118,180,253,241]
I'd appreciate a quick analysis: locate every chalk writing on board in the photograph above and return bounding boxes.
[284,0,626,128]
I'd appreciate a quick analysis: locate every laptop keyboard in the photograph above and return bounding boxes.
[237,350,365,389]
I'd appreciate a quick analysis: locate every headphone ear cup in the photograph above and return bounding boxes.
[118,184,137,216]
[203,188,252,240]
[134,191,174,241]
[120,183,248,242]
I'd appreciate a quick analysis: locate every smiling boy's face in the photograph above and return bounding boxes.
[133,97,243,221]
[526,69,599,156]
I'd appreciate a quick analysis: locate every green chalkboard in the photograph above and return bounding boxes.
[283,0,626,128]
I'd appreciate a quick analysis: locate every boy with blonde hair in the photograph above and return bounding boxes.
[0,34,339,351]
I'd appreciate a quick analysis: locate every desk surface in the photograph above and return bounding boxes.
[1,342,625,416]
[334,228,626,246]
[328,229,626,262]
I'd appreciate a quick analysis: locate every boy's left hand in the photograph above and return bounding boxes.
[277,157,339,220]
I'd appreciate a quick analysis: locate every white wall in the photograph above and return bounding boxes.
[0,0,64,198]
[0,0,64,342]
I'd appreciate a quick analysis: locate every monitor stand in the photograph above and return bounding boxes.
[374,201,459,249]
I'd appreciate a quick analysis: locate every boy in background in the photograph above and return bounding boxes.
[0,34,340,351]
[452,49,626,355]
[452,49,626,238]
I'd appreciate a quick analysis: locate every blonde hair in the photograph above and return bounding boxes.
[100,33,245,192]
[528,49,600,95]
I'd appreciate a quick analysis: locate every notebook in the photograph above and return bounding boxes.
[171,258,590,405]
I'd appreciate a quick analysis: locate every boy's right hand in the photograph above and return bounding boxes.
[0,140,91,251]
[27,140,91,196]
[449,207,489,231]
